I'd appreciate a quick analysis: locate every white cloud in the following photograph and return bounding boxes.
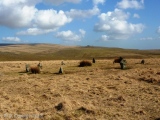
[44,0,81,5]
[79,29,86,37]
[34,9,72,29]
[0,0,38,28]
[93,0,106,6]
[66,6,100,19]
[140,37,155,41]
[0,0,98,35]
[117,0,144,9]
[2,37,21,42]
[94,9,145,40]
[0,0,41,6]
[133,13,140,18]
[56,29,86,41]
[0,0,72,30]
[17,28,55,36]
[101,35,109,41]
[157,26,160,34]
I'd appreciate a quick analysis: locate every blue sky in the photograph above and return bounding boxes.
[0,0,160,49]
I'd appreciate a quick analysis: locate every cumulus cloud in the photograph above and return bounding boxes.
[93,0,106,6]
[56,29,86,41]
[101,35,109,41]
[0,0,41,7]
[94,9,145,40]
[0,0,39,28]
[66,6,100,19]
[79,29,86,37]
[140,37,155,41]
[133,13,140,18]
[157,26,160,34]
[44,0,81,5]
[2,37,21,42]
[117,0,144,9]
[34,9,72,29]
[0,0,100,35]
[17,28,56,36]
[0,0,72,30]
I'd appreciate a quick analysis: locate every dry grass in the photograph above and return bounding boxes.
[0,59,159,120]
[0,44,160,61]
[79,60,92,67]
[0,44,160,119]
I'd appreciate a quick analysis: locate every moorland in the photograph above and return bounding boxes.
[0,44,159,120]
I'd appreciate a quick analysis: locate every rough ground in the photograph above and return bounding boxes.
[0,59,159,120]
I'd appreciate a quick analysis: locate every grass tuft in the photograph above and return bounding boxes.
[79,60,92,67]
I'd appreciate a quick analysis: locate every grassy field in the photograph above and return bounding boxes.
[0,44,159,120]
[0,44,160,61]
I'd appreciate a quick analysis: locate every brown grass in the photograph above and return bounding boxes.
[0,59,159,119]
[0,44,160,61]
[30,67,40,74]
[79,60,92,67]
[0,44,160,119]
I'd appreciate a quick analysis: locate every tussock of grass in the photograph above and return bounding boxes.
[79,60,92,67]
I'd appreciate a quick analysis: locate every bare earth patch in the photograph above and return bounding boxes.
[0,59,159,120]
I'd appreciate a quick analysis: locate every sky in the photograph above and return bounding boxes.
[0,0,160,49]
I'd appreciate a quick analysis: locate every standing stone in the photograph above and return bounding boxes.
[25,64,30,72]
[59,67,63,74]
[120,59,127,69]
[92,58,96,63]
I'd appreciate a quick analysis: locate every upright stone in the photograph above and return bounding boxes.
[120,59,126,69]
[59,66,63,74]
[25,64,30,72]
[92,58,96,63]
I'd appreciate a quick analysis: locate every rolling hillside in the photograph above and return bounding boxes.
[0,44,159,61]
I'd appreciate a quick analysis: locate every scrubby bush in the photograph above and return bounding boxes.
[79,60,92,67]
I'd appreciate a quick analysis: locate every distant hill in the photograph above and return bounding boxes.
[0,44,159,61]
